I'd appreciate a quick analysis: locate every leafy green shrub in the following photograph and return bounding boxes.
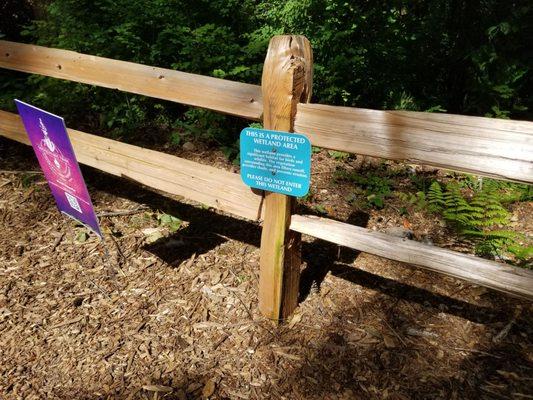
[2,0,531,145]
[1,0,262,145]
[337,170,392,209]
[328,150,350,161]
[396,191,427,211]
[157,213,182,233]
[249,0,532,117]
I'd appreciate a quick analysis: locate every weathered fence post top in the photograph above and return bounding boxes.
[259,35,313,322]
[261,35,313,130]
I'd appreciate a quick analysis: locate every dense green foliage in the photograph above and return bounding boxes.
[335,167,393,209]
[333,161,532,264]
[1,0,532,140]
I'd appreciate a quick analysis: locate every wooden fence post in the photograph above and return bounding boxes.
[259,35,313,322]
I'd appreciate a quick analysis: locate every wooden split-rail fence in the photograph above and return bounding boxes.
[1,36,532,322]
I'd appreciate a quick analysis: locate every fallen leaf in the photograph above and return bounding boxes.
[364,326,382,339]
[142,228,164,244]
[274,350,302,361]
[202,379,215,398]
[76,231,88,243]
[383,335,396,349]
[496,370,520,380]
[157,213,182,232]
[142,385,173,393]
[288,312,302,329]
[470,286,488,298]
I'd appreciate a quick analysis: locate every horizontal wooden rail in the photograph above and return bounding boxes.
[3,40,532,184]
[290,215,533,300]
[295,104,533,183]
[0,40,263,120]
[0,110,263,220]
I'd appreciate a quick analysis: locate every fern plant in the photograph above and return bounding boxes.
[426,180,531,265]
[427,181,445,212]
[469,191,509,227]
[441,183,476,226]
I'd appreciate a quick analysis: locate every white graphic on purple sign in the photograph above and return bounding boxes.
[36,118,72,181]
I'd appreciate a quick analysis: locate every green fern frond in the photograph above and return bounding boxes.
[424,177,530,263]
[507,245,533,262]
[427,181,445,212]
[482,230,523,240]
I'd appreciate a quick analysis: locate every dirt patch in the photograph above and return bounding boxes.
[0,138,532,399]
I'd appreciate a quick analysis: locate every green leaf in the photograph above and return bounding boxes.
[76,231,89,243]
[328,150,350,160]
[212,69,226,78]
[314,204,327,215]
[157,213,182,232]
[170,131,182,146]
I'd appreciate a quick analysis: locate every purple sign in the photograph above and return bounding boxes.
[15,100,102,238]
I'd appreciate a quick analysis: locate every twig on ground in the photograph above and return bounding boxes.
[382,318,407,346]
[49,316,84,329]
[234,290,254,321]
[107,235,127,277]
[406,327,439,338]
[453,347,501,358]
[188,296,203,320]
[493,307,521,343]
[97,207,149,218]
[51,233,64,251]
[0,170,43,175]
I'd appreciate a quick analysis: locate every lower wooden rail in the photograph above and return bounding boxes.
[290,214,533,300]
[0,110,263,221]
[1,108,531,302]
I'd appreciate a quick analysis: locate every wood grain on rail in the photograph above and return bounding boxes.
[291,215,533,300]
[258,35,313,321]
[0,110,263,220]
[295,103,533,183]
[0,40,263,120]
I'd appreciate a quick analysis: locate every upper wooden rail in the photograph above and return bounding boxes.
[291,215,533,300]
[2,40,532,184]
[0,40,263,120]
[295,104,533,183]
[0,110,263,220]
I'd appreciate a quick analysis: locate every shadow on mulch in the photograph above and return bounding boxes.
[81,163,532,398]
[299,210,367,302]
[2,140,518,323]
[3,139,531,399]
[293,224,531,397]
[279,289,532,399]
[82,161,518,322]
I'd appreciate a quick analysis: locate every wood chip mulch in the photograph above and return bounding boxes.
[0,138,532,400]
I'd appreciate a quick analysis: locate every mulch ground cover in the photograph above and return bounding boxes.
[0,137,532,399]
